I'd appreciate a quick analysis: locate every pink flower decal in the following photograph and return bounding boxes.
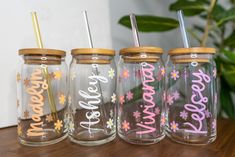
[133,111,141,119]
[161,115,166,126]
[171,70,179,80]
[166,94,174,105]
[160,67,165,76]
[212,119,216,129]
[204,109,211,118]
[170,121,179,132]
[122,69,130,79]
[172,90,180,100]
[122,120,130,132]
[155,107,160,115]
[126,91,134,101]
[180,110,188,120]
[119,96,125,105]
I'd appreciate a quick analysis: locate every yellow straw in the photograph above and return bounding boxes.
[31,12,43,48]
[31,12,58,120]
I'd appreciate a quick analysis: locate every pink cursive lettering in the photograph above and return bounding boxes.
[136,62,156,135]
[184,69,210,134]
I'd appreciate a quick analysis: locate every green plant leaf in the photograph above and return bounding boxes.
[216,7,235,26]
[211,4,226,21]
[118,15,179,32]
[169,0,207,16]
[221,61,235,91]
[220,77,235,119]
[222,49,235,64]
[193,25,219,40]
[224,31,235,48]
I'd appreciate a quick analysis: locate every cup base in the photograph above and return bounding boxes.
[118,132,165,145]
[18,133,67,147]
[165,131,216,146]
[69,132,116,146]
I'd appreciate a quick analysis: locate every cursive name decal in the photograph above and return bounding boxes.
[184,69,211,134]
[136,62,156,135]
[78,72,108,133]
[26,68,48,136]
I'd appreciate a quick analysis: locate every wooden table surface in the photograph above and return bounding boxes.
[1,119,235,157]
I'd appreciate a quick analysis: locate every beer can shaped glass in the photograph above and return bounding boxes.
[117,47,165,145]
[165,47,217,145]
[16,48,68,146]
[68,48,116,146]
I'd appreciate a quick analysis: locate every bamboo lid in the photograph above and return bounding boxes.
[168,47,216,55]
[120,46,163,55]
[71,48,115,56]
[171,58,210,63]
[123,55,160,63]
[77,59,111,64]
[18,48,66,56]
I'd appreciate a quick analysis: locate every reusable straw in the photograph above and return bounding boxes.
[31,12,58,120]
[177,10,198,67]
[130,14,140,47]
[82,10,108,133]
[177,10,190,48]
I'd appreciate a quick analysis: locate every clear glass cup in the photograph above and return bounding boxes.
[16,48,68,146]
[68,48,116,146]
[117,47,165,145]
[165,47,217,145]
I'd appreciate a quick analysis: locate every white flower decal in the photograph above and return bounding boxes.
[106,118,114,129]
[111,93,116,103]
[108,68,115,79]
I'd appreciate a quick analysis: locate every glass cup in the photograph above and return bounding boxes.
[16,48,68,146]
[117,47,165,145]
[68,48,116,146]
[165,47,217,145]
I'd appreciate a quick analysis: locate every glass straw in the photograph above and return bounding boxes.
[82,10,108,134]
[177,10,190,48]
[130,13,140,47]
[31,12,58,120]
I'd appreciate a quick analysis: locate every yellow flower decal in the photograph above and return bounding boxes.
[54,120,63,131]
[59,94,66,105]
[46,114,53,122]
[53,71,62,80]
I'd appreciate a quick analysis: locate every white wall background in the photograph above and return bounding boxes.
[0,0,112,128]
[0,0,228,128]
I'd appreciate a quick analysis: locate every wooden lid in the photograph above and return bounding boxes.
[18,48,66,56]
[77,59,111,64]
[120,46,163,55]
[25,60,62,65]
[169,47,216,55]
[171,58,210,63]
[71,48,115,56]
[123,55,160,63]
